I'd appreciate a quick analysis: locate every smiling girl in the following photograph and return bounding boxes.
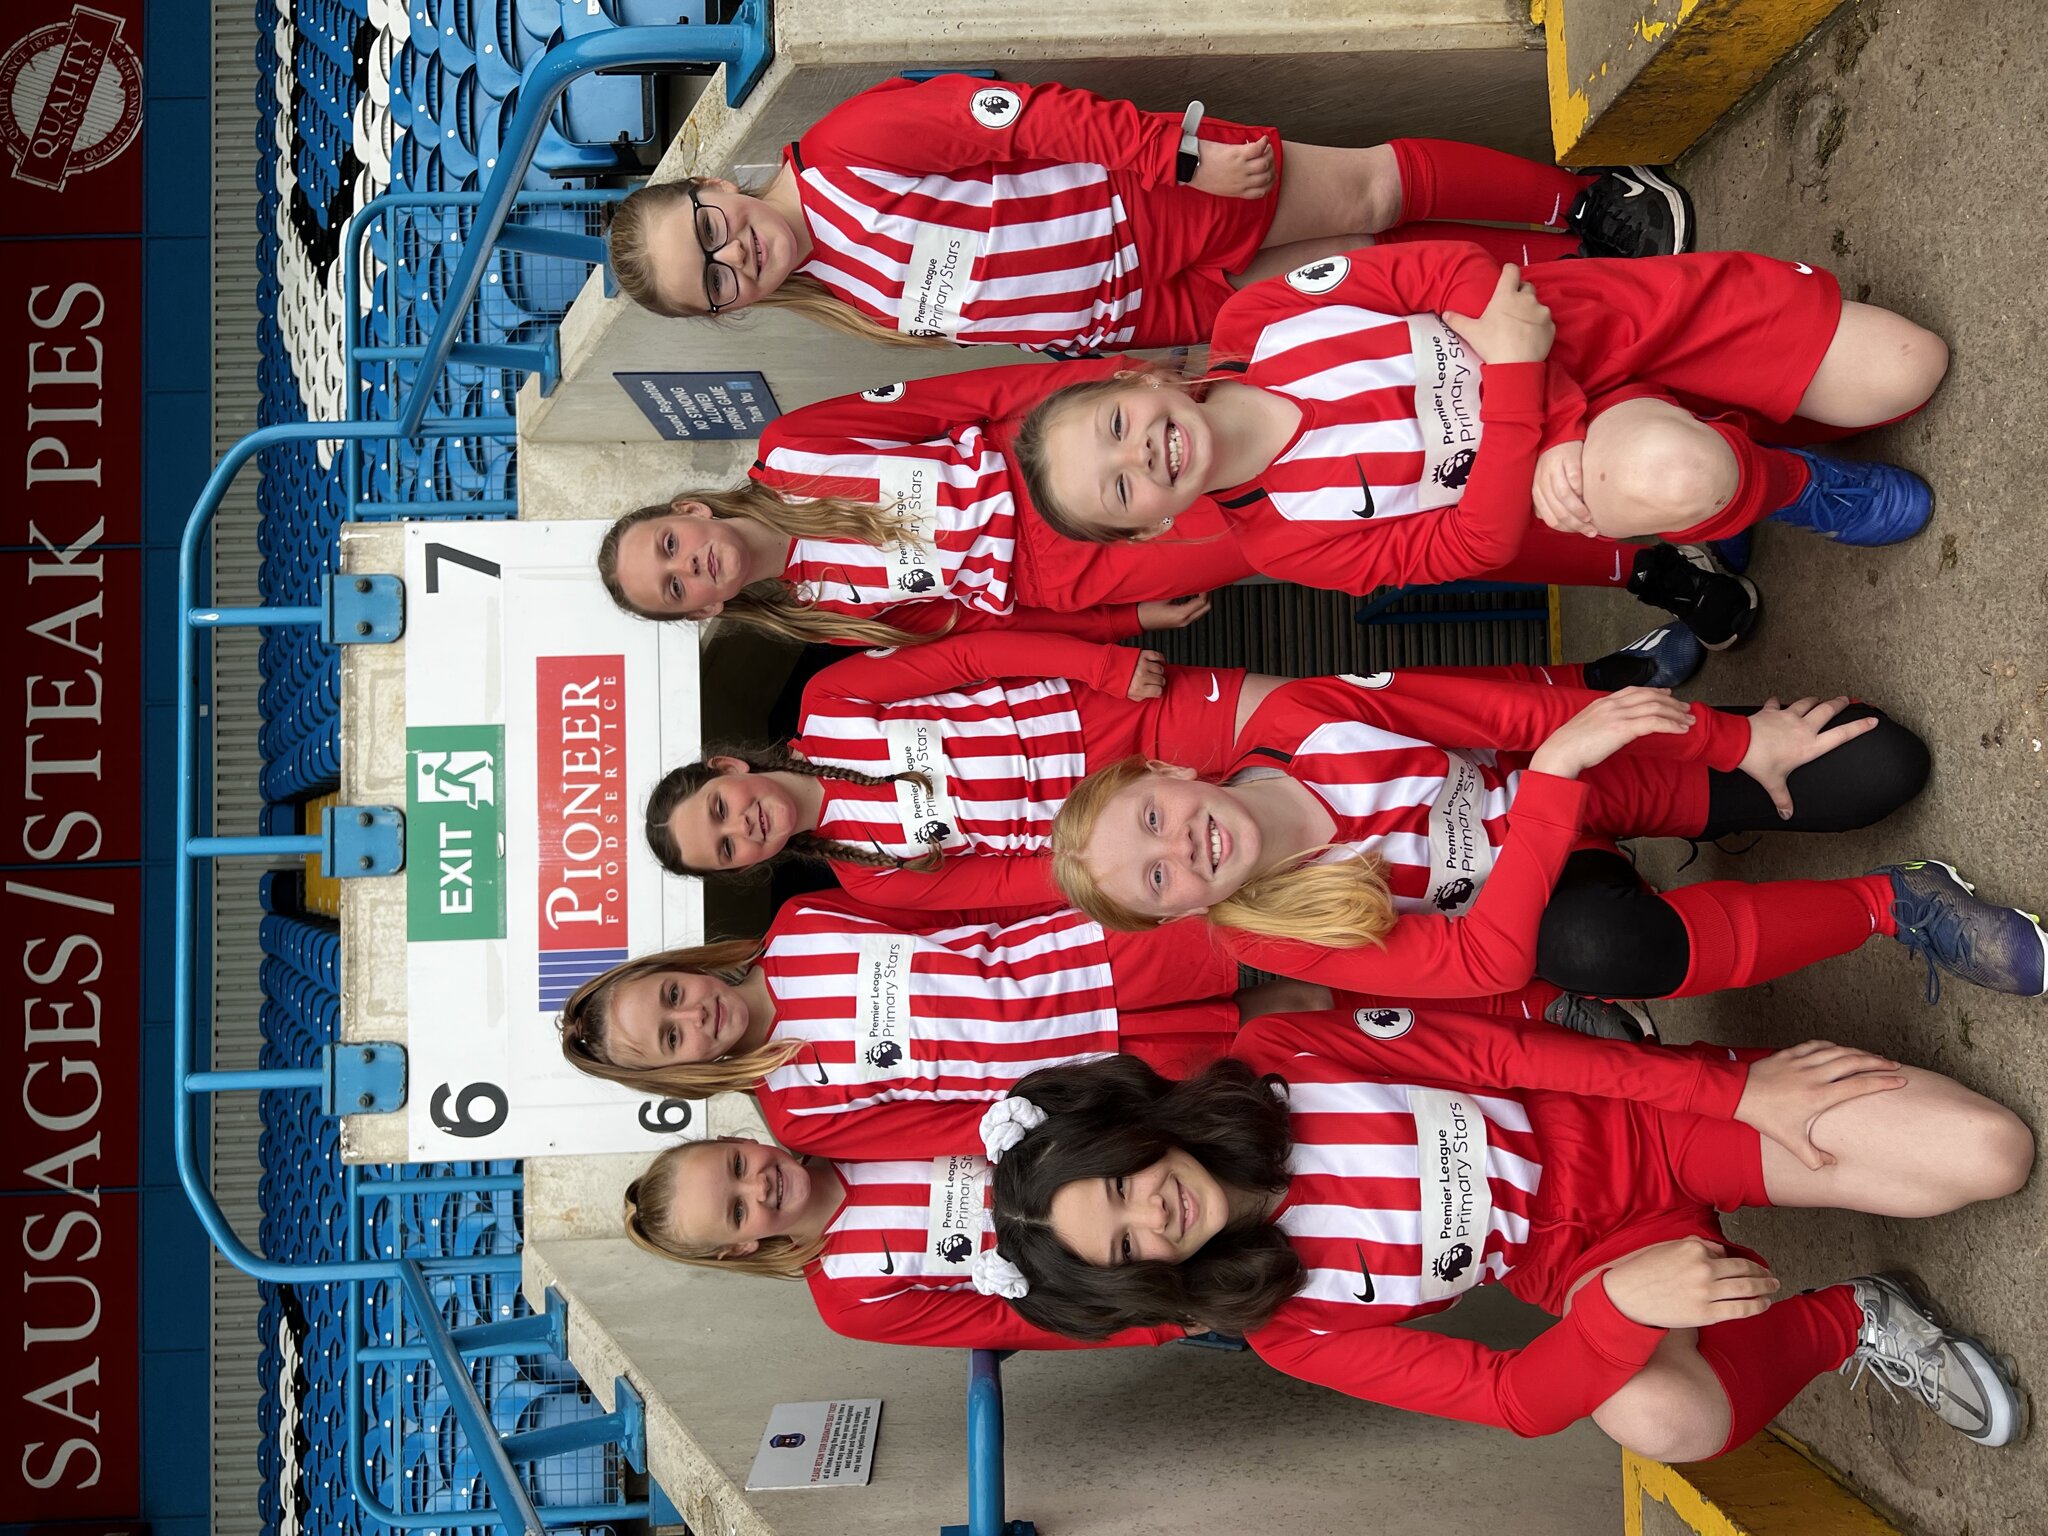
[621,1134,1186,1351]
[643,629,1701,913]
[556,888,1249,1161]
[977,1012,2032,1454]
[597,360,1250,643]
[1050,671,2046,1005]
[1016,243,1950,647]
[603,74,1689,349]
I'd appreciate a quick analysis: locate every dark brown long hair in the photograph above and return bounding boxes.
[991,1054,1302,1340]
[644,745,946,878]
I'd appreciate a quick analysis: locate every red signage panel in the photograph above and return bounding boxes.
[0,1189,141,1518]
[0,0,145,235]
[2,546,144,865]
[534,654,628,949]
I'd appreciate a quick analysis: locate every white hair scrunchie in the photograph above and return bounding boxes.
[971,1245,1030,1300]
[978,1096,1047,1164]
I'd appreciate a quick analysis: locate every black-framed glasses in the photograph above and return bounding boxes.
[687,185,741,313]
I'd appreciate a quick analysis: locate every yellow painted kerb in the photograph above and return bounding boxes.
[1624,1433,1904,1536]
[1548,0,1846,165]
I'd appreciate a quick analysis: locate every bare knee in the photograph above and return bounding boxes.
[1585,411,1736,538]
[1970,1103,2034,1202]
[1892,322,1950,413]
[1592,1367,1728,1462]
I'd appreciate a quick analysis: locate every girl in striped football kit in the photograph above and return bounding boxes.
[555,889,1249,1163]
[602,74,1689,350]
[601,358,1730,649]
[607,985,1657,1352]
[1050,672,2048,1006]
[982,1016,2033,1453]
[596,359,1249,644]
[642,633,1703,915]
[1019,244,1950,647]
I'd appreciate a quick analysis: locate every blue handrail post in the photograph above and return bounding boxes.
[943,1351,1034,1536]
[397,4,776,437]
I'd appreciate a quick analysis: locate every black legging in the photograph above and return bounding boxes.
[1534,705,1928,997]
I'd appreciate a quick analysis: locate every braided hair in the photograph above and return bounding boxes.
[645,743,948,879]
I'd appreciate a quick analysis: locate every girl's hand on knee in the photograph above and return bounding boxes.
[1191,138,1275,200]
[1603,1238,1779,1329]
[1443,265,1555,365]
[1735,696,1881,819]
[1532,440,1595,534]
[1529,687,1694,778]
[1137,593,1212,631]
[1126,649,1167,701]
[1735,1040,1908,1169]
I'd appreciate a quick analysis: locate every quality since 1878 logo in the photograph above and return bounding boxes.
[2,4,143,192]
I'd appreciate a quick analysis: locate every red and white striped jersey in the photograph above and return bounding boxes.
[754,891,1235,1159]
[806,1154,1181,1350]
[1231,1011,1750,1434]
[1204,247,1552,589]
[797,630,1138,864]
[1216,671,1747,997]
[756,361,1256,637]
[788,77,1185,350]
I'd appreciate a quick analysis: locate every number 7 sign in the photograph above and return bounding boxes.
[399,521,705,1158]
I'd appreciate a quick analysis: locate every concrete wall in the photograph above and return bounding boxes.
[516,0,1550,521]
[529,1233,1619,1536]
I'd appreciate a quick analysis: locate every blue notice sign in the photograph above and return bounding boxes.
[616,370,782,440]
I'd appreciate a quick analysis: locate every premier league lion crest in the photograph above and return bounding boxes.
[1433,878,1476,912]
[1431,447,1476,489]
[1432,1242,1474,1283]
[865,1040,905,1070]
[896,568,937,594]
[935,1232,974,1263]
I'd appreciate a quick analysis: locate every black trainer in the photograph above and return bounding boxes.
[1567,165,1696,258]
[1626,542,1759,651]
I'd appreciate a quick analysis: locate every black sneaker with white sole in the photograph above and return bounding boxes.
[1567,165,1696,258]
[1626,542,1760,651]
[1839,1274,2029,1448]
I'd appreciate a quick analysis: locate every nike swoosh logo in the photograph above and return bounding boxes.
[879,1236,896,1275]
[1353,1244,1376,1303]
[808,1049,829,1086]
[1792,261,1814,275]
[1617,174,1644,198]
[1351,458,1376,519]
[1204,673,1220,703]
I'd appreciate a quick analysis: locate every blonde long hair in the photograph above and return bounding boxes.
[623,1139,827,1281]
[557,940,805,1100]
[596,480,949,648]
[1050,757,1397,949]
[606,179,949,349]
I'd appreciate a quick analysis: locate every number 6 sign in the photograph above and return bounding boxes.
[400,521,707,1158]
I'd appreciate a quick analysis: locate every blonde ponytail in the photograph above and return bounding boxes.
[624,1143,827,1281]
[596,480,955,648]
[1050,756,1397,947]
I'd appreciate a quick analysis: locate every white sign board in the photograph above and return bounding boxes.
[745,1400,883,1491]
[401,520,705,1157]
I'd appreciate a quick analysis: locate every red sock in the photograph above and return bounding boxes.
[1388,139,1593,228]
[1693,1285,1861,1456]
[1373,221,1580,267]
[1663,876,1897,997]
[1669,419,1813,542]
[1493,525,1639,588]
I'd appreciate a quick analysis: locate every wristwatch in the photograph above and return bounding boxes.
[1175,101,1205,184]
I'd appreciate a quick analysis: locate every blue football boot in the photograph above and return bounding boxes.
[1772,451,1933,546]
[1875,861,2048,1003]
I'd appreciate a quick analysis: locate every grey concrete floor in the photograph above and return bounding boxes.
[1560,4,2048,1531]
